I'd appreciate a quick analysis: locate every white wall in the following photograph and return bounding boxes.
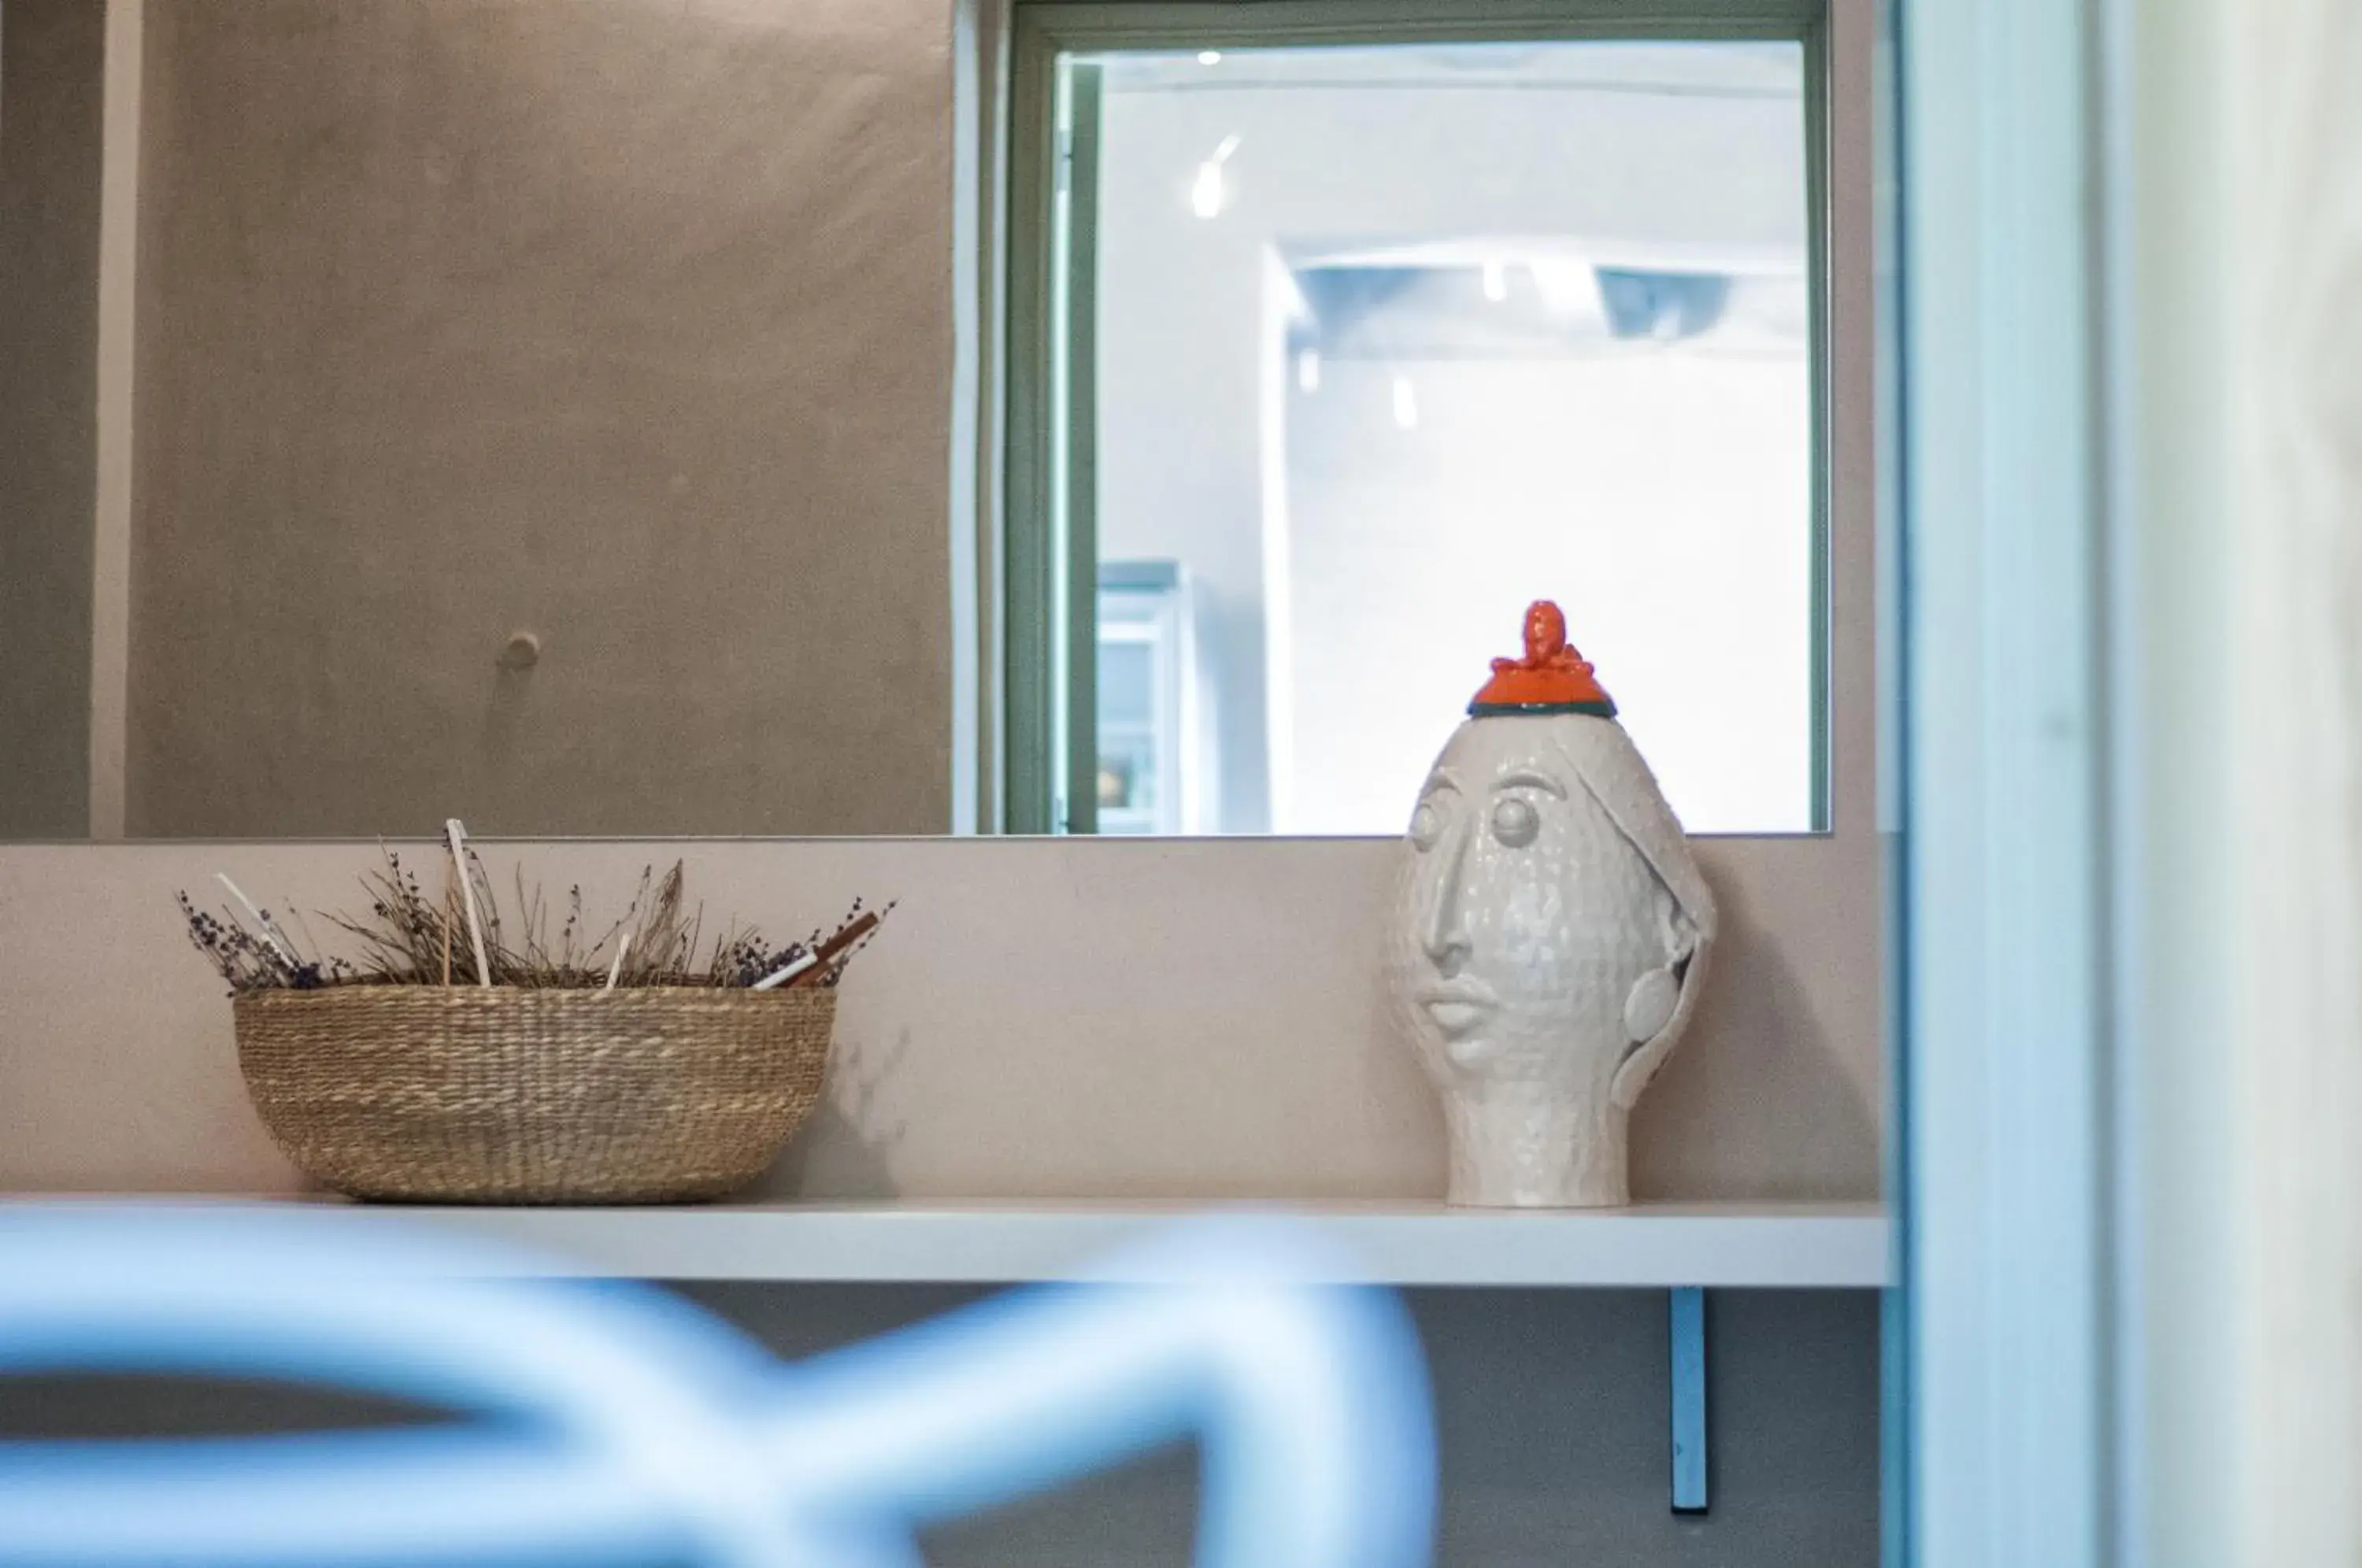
[2109,2,2362,1562]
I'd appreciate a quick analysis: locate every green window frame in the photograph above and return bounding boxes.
[1001,0,1834,835]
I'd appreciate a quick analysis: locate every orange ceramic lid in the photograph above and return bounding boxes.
[1468,601,1618,718]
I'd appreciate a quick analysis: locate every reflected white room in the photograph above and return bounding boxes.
[1083,43,1815,835]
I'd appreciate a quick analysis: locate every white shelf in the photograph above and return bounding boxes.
[236,1200,1890,1289]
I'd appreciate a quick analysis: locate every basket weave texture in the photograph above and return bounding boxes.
[232,986,834,1204]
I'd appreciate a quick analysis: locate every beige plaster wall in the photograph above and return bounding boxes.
[0,834,1879,1200]
[122,0,955,838]
[0,0,104,838]
[0,0,1881,1206]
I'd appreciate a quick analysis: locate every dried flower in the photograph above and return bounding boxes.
[176,849,889,994]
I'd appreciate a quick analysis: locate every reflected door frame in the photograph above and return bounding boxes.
[998,0,1837,838]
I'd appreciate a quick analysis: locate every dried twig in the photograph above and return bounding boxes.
[177,846,889,996]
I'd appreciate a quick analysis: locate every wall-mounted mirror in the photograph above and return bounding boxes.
[1017,28,1823,837]
[1,2,1827,841]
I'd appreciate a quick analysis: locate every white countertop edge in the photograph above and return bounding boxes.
[4,1197,1890,1288]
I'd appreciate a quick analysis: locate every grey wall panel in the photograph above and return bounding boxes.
[125,1,955,838]
[0,0,104,838]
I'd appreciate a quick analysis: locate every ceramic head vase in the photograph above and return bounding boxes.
[1386,601,1717,1207]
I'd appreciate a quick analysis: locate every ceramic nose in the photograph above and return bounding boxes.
[1420,815,1475,976]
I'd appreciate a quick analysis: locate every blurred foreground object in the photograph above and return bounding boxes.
[0,1206,1434,1567]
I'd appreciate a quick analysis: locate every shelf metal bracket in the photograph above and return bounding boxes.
[1670,1286,1709,1514]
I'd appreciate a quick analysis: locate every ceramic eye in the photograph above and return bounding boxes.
[1410,800,1443,851]
[1490,795,1541,848]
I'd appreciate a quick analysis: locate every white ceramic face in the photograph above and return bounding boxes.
[1388,715,1668,1093]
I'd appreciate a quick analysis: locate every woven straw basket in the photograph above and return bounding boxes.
[232,986,835,1204]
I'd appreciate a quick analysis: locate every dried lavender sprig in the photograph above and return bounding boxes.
[180,849,888,992]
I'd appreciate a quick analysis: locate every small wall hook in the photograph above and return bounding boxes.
[498,631,542,671]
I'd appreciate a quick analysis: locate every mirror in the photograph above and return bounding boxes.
[0,4,1822,841]
[1059,39,1820,836]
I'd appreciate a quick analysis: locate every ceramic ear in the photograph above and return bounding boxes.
[1623,967,1681,1042]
